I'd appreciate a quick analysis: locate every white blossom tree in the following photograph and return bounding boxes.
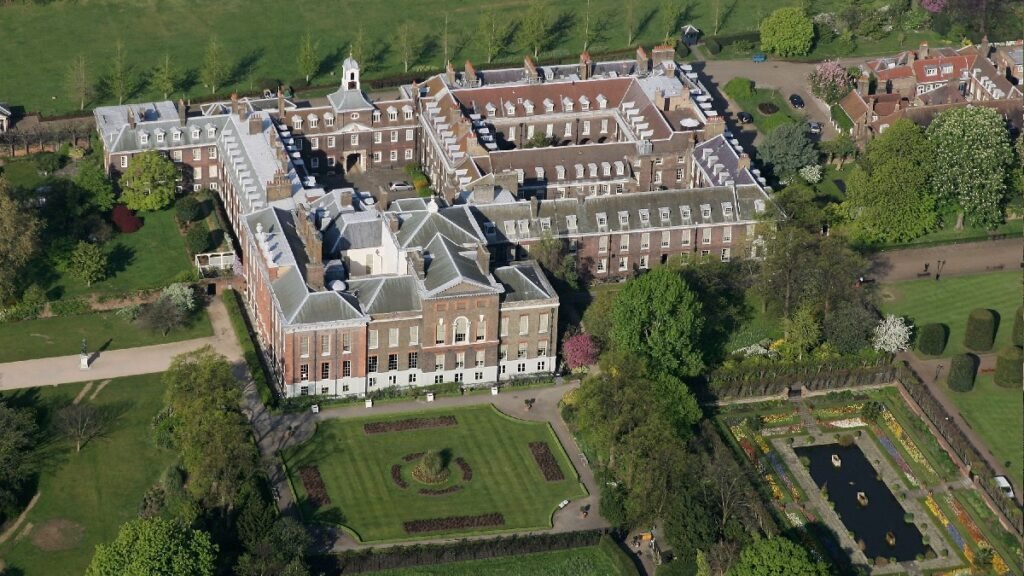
[872,315,912,353]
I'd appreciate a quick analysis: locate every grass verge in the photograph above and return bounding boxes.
[223,288,276,408]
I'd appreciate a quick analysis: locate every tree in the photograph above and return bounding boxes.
[994,346,1023,388]
[563,333,599,371]
[611,266,704,377]
[624,0,639,46]
[0,403,37,518]
[760,123,817,177]
[964,308,996,352]
[0,182,42,303]
[151,53,179,100]
[200,37,228,94]
[297,32,319,84]
[55,403,102,453]
[396,22,420,73]
[69,241,108,287]
[843,119,937,243]
[1014,305,1024,347]
[186,223,211,255]
[86,517,216,576]
[161,283,196,313]
[861,400,884,422]
[781,305,820,361]
[728,537,829,576]
[139,296,187,336]
[916,323,948,356]
[807,60,853,104]
[579,0,595,51]
[696,549,712,576]
[75,154,116,212]
[872,314,912,353]
[581,288,616,349]
[109,40,134,105]
[759,8,814,57]
[66,54,93,111]
[235,497,310,576]
[927,106,1014,228]
[522,0,551,58]
[947,354,977,392]
[119,150,178,211]
[757,226,815,318]
[822,302,875,354]
[821,133,856,169]
[660,0,682,43]
[477,10,510,64]
[530,232,578,289]
[350,27,368,69]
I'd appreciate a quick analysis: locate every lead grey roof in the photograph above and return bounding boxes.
[422,235,499,296]
[395,211,480,249]
[327,87,374,112]
[494,262,556,303]
[346,276,422,315]
[693,134,755,187]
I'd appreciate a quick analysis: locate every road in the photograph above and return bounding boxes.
[871,238,1022,282]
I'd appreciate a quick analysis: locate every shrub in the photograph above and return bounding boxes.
[917,323,948,356]
[2,285,47,322]
[563,333,598,370]
[964,308,996,352]
[138,297,186,335]
[994,346,1022,388]
[1013,306,1023,347]
[185,224,211,255]
[49,297,92,317]
[175,196,203,224]
[723,77,754,100]
[705,38,722,54]
[161,283,196,313]
[111,204,143,233]
[675,43,689,58]
[947,354,977,392]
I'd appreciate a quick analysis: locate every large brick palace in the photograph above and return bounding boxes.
[94,48,776,398]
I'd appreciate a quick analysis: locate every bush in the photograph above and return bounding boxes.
[705,38,721,54]
[917,323,948,356]
[1,285,47,322]
[675,43,689,58]
[111,204,143,233]
[964,308,996,352]
[185,224,211,255]
[947,354,977,392]
[49,297,92,317]
[175,196,203,224]
[1013,306,1023,347]
[723,77,754,100]
[994,346,1023,388]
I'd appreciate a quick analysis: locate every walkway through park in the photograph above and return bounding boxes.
[871,238,1021,282]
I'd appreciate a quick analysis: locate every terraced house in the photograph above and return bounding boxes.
[93,49,774,398]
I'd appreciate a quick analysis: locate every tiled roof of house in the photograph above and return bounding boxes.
[911,55,973,83]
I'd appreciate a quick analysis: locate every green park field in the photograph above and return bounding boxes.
[284,405,587,542]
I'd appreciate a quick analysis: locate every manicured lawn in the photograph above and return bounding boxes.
[879,219,1023,250]
[880,271,1022,356]
[0,374,175,576]
[0,159,45,191]
[0,308,212,364]
[283,405,587,542]
[725,290,780,351]
[724,80,803,135]
[945,374,1023,488]
[368,540,638,575]
[46,208,194,300]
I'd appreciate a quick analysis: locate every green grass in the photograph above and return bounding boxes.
[0,374,175,576]
[867,387,960,484]
[878,219,1023,250]
[830,104,853,133]
[0,308,212,363]
[723,80,803,134]
[813,164,854,203]
[945,373,1023,488]
[0,159,45,190]
[954,490,1024,575]
[725,290,781,351]
[283,405,587,542]
[46,208,194,300]
[880,270,1023,357]
[367,539,638,576]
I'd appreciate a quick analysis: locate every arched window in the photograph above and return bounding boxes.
[453,317,469,344]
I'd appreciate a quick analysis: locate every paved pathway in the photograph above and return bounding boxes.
[872,238,1021,282]
[0,296,244,391]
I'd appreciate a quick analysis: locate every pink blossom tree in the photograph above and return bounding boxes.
[920,0,946,13]
[562,333,599,371]
[808,60,854,104]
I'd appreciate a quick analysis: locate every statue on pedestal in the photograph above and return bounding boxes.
[80,338,90,370]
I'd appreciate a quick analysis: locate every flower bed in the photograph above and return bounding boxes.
[298,466,332,508]
[821,417,867,429]
[418,485,464,496]
[403,513,505,534]
[528,442,565,481]
[455,457,473,481]
[767,452,801,501]
[881,409,938,480]
[945,494,1010,575]
[875,429,920,487]
[761,411,799,426]
[926,495,968,557]
[391,464,408,489]
[761,424,803,437]
[814,403,863,421]
[364,416,457,434]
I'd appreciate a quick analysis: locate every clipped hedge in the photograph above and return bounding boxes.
[916,323,948,356]
[186,224,211,255]
[705,38,722,55]
[947,354,977,392]
[1013,305,1023,347]
[994,346,1023,388]
[964,308,996,352]
[224,288,277,408]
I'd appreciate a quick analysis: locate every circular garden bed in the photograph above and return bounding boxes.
[757,102,779,115]
[391,450,474,496]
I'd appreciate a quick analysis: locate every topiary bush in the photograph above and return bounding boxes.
[175,196,203,224]
[676,43,689,58]
[185,224,211,255]
[963,308,996,352]
[947,354,977,392]
[723,77,754,100]
[916,323,948,356]
[994,346,1022,388]
[1013,305,1023,347]
[705,38,721,54]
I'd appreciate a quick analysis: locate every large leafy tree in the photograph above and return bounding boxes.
[844,119,937,243]
[807,60,853,104]
[296,32,319,84]
[86,517,216,576]
[759,7,814,57]
[728,537,828,576]
[0,180,42,302]
[760,123,817,178]
[119,150,178,211]
[610,266,704,377]
[75,153,116,213]
[521,0,551,58]
[0,403,37,520]
[69,241,108,287]
[927,106,1014,228]
[200,37,228,94]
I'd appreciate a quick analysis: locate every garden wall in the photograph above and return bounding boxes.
[703,356,895,403]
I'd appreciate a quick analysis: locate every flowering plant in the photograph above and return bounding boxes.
[807,60,854,104]
[873,315,913,353]
[799,164,823,184]
[920,0,946,13]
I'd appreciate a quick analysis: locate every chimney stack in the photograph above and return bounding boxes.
[267,168,292,201]
[231,92,245,120]
[378,188,390,211]
[408,250,426,280]
[636,46,650,74]
[248,113,262,135]
[652,45,675,68]
[445,60,456,84]
[385,212,400,233]
[177,99,188,127]
[476,244,490,275]
[529,196,539,219]
[465,60,478,85]
[127,107,136,129]
[297,205,325,290]
[919,41,929,59]
[737,153,750,171]
[277,87,285,117]
[579,52,592,80]
[340,188,354,208]
[524,56,538,83]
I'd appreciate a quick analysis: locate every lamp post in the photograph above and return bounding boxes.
[935,363,943,383]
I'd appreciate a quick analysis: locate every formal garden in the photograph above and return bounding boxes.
[283,406,587,542]
[717,387,1023,574]
[0,374,175,576]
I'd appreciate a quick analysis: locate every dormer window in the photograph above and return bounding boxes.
[925,66,937,77]
[535,167,545,179]
[309,115,318,128]
[388,107,398,121]
[372,110,381,122]
[207,126,216,138]
[701,204,712,219]
[404,107,414,120]
[504,220,517,238]
[156,131,165,143]
[484,222,496,236]
[580,96,590,111]
[172,130,182,142]
[601,162,611,177]
[293,116,303,129]
[556,165,565,180]
[596,212,607,230]
[618,211,629,227]
[566,215,578,232]
[638,209,650,225]
[754,199,766,213]
[659,207,671,224]
[941,64,953,74]
[139,132,149,145]
[615,162,625,176]
[505,102,516,116]
[517,219,529,236]
[563,99,573,112]
[596,94,607,109]
[543,99,554,113]
[325,114,335,127]
[722,202,733,217]
[540,218,551,232]
[681,206,691,220]
[485,103,496,116]
[524,100,534,114]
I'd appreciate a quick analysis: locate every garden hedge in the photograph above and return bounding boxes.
[994,346,1023,388]
[186,224,211,255]
[705,38,722,54]
[676,43,689,58]
[1013,305,1023,347]
[916,323,948,356]
[175,196,202,224]
[947,354,977,392]
[963,308,996,352]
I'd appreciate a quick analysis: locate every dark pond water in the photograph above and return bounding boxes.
[795,443,927,562]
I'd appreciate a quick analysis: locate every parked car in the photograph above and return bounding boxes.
[737,111,754,124]
[995,476,1015,499]
[789,94,805,109]
[808,121,822,134]
[752,53,767,63]
[388,181,414,192]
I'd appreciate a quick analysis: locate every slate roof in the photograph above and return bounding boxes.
[422,235,499,296]
[327,87,374,112]
[493,261,556,303]
[693,134,755,187]
[395,211,480,249]
[346,276,423,315]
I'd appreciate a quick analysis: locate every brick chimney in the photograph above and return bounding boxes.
[408,250,426,280]
[918,41,929,59]
[465,60,478,85]
[524,56,539,83]
[652,45,675,68]
[737,153,750,171]
[385,212,400,233]
[177,99,188,127]
[277,87,285,116]
[231,92,245,120]
[529,196,539,219]
[579,52,592,80]
[378,188,390,211]
[127,107,136,129]
[475,244,490,274]
[636,46,650,74]
[248,113,262,135]
[340,188,353,208]
[267,168,292,201]
[297,205,325,290]
[856,74,871,96]
[445,60,456,84]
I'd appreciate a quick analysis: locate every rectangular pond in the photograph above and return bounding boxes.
[795,443,927,562]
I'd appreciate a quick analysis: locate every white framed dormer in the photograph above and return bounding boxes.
[207,126,216,138]
[191,127,200,139]
[138,131,149,145]
[325,113,335,127]
[505,101,516,116]
[172,129,182,142]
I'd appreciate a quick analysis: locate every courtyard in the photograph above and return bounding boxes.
[283,405,588,543]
